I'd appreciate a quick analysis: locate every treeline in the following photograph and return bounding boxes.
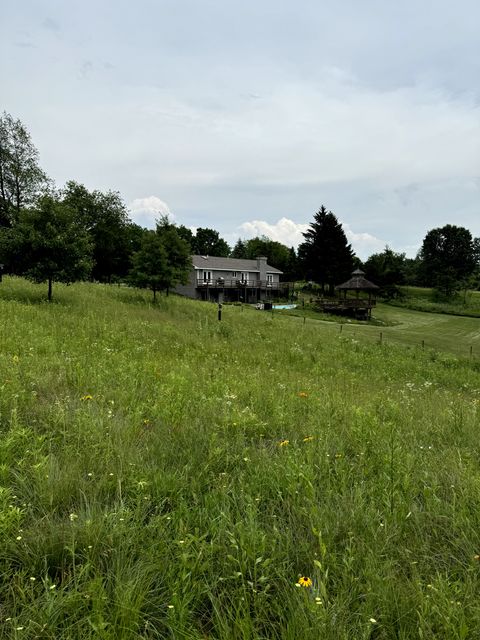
[0,111,478,301]
[298,206,480,298]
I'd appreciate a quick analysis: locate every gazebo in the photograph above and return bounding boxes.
[320,269,379,319]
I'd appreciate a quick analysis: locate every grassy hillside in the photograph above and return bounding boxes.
[2,277,480,639]
[387,286,480,318]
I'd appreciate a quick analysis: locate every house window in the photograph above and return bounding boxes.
[267,274,273,283]
[203,270,212,283]
[232,271,237,278]
[241,272,248,283]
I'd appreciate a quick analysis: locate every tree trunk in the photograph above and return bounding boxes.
[48,277,53,301]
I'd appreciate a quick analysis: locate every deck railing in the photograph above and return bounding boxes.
[196,279,290,289]
[318,298,376,308]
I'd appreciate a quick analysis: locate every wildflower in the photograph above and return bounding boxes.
[49,584,56,590]
[474,555,480,561]
[12,355,19,363]
[298,576,312,587]
[298,391,308,398]
[167,605,174,609]
[69,513,78,522]
[29,577,36,581]
[303,436,314,442]
[81,394,93,401]
[279,439,289,447]
[16,536,22,541]
[369,618,377,624]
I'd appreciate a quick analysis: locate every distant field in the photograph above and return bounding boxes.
[2,277,480,639]
[386,286,480,318]
[280,301,480,360]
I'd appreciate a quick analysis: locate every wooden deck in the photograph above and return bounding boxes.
[318,298,376,319]
[196,279,290,290]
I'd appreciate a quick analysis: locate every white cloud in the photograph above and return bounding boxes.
[129,196,174,228]
[238,217,309,247]
[342,223,386,259]
[236,217,385,259]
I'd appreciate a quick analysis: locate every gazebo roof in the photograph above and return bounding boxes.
[335,269,379,291]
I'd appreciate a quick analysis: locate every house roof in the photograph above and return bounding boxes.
[335,269,379,291]
[191,255,283,274]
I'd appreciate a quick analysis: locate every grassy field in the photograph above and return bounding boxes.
[280,302,480,360]
[385,287,480,318]
[2,277,480,639]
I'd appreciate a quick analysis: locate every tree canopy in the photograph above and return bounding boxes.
[0,112,48,227]
[62,181,132,282]
[4,194,93,300]
[129,218,191,300]
[418,224,478,295]
[298,206,354,294]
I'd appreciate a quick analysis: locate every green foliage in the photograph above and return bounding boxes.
[298,205,354,294]
[419,225,477,296]
[129,219,190,300]
[4,195,93,300]
[1,278,480,638]
[192,227,230,257]
[364,246,406,286]
[62,181,132,282]
[128,231,169,301]
[231,238,248,258]
[230,236,298,279]
[0,111,49,228]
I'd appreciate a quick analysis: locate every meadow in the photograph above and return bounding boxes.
[1,277,480,639]
[387,287,480,319]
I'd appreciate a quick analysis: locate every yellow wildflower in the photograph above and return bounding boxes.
[298,576,312,587]
[297,391,308,398]
[278,439,289,447]
[303,435,314,442]
[81,394,93,401]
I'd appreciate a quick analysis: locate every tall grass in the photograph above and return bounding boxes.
[1,277,480,638]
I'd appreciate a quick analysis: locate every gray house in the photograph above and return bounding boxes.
[175,255,289,303]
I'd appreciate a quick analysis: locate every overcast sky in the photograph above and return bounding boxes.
[2,0,479,258]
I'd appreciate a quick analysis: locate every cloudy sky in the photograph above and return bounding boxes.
[2,0,479,258]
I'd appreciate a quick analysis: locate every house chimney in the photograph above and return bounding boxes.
[256,256,267,281]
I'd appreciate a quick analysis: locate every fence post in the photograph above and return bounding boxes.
[218,303,222,321]
[470,345,473,359]
[422,340,425,350]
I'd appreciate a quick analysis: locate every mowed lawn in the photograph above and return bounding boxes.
[1,277,480,639]
[340,304,480,358]
[283,302,480,360]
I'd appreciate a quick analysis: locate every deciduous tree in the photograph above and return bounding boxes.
[7,194,93,300]
[62,181,131,282]
[0,112,48,227]
[419,224,477,296]
[192,227,230,257]
[129,231,169,301]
